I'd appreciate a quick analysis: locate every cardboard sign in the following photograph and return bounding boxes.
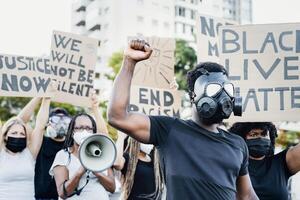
[50,31,98,107]
[129,85,182,117]
[196,14,236,63]
[219,23,300,122]
[131,37,175,89]
[0,54,52,97]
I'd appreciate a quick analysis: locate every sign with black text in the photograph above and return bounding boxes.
[219,23,300,121]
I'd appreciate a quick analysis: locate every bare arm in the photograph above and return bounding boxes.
[29,97,50,159]
[236,175,258,200]
[17,97,41,123]
[286,142,300,174]
[107,40,153,143]
[90,91,109,135]
[113,131,127,170]
[93,168,116,193]
[53,166,86,199]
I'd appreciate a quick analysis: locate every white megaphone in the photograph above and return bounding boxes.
[78,134,117,172]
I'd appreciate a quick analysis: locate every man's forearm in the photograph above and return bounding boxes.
[108,57,136,124]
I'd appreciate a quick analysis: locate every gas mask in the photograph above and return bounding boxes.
[193,71,242,125]
[45,115,71,139]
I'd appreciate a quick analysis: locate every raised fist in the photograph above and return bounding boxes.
[124,39,153,62]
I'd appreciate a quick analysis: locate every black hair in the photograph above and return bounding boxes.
[63,113,97,149]
[49,107,70,118]
[187,62,228,101]
[229,122,278,156]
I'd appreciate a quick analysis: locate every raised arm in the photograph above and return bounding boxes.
[107,40,153,143]
[90,91,108,135]
[286,141,300,174]
[29,97,50,159]
[236,175,258,200]
[17,97,42,123]
[113,131,128,170]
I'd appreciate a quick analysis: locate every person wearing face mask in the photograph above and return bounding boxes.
[113,131,163,200]
[229,122,300,200]
[49,113,115,200]
[107,39,258,200]
[0,98,50,200]
[34,107,71,200]
[35,91,109,200]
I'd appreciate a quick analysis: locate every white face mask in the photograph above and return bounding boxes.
[73,130,92,145]
[140,143,154,155]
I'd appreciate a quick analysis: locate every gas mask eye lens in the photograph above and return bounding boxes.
[224,83,234,97]
[206,84,222,97]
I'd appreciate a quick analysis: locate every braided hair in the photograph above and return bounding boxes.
[187,62,228,102]
[229,122,278,156]
[63,113,97,149]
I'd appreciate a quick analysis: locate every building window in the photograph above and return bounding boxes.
[137,16,144,23]
[95,73,100,79]
[175,6,186,17]
[76,20,86,27]
[191,26,194,34]
[95,89,100,95]
[104,7,109,14]
[191,10,195,19]
[164,22,170,28]
[90,24,101,31]
[137,0,144,5]
[182,23,186,33]
[76,6,86,12]
[98,8,102,15]
[152,19,158,26]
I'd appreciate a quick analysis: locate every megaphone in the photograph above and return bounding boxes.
[78,134,117,172]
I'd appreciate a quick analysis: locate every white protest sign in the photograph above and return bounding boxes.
[50,31,98,107]
[196,14,237,63]
[0,54,52,97]
[219,23,300,122]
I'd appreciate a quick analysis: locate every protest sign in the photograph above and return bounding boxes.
[196,14,236,63]
[131,36,175,89]
[129,85,182,117]
[50,31,98,107]
[219,23,300,121]
[128,36,181,117]
[0,54,52,97]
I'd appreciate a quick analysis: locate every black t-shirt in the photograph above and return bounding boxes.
[34,136,64,199]
[149,116,249,200]
[121,153,156,200]
[249,149,293,200]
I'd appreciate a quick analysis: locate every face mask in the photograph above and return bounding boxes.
[193,71,242,125]
[246,138,271,158]
[140,143,154,155]
[5,137,27,153]
[45,116,70,139]
[73,130,93,145]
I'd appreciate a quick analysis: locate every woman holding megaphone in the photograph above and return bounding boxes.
[49,113,116,200]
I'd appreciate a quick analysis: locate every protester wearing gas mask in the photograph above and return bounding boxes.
[229,122,300,200]
[107,39,258,200]
[114,131,163,200]
[49,113,115,200]
[0,98,50,200]
[34,107,71,200]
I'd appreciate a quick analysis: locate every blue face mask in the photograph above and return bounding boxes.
[246,138,271,158]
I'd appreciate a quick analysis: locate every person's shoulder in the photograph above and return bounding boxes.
[273,148,289,160]
[222,129,247,148]
[55,149,69,158]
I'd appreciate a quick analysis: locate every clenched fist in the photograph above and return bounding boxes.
[124,39,153,63]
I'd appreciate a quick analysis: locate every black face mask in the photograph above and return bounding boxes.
[246,138,271,158]
[5,137,27,153]
[194,72,242,125]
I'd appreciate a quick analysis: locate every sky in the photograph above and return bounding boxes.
[0,0,299,57]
